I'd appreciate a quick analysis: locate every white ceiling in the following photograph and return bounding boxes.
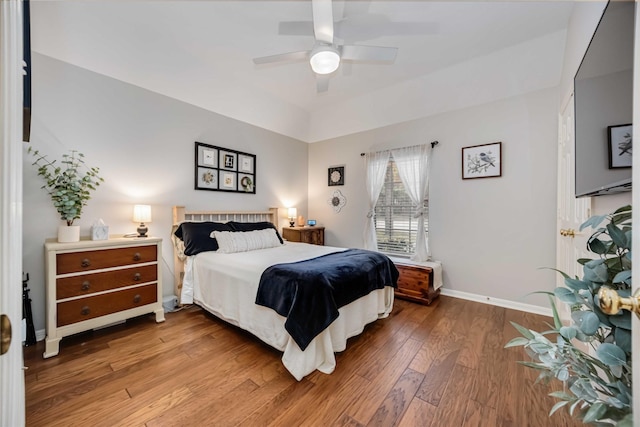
[30,1,575,142]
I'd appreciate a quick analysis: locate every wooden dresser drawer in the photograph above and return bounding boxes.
[56,264,158,299]
[57,284,158,327]
[395,264,440,305]
[56,245,157,274]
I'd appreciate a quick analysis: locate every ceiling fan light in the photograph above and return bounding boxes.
[310,48,340,74]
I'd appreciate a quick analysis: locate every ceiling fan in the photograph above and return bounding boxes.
[252,0,398,92]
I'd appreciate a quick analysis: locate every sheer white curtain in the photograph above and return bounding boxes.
[363,150,390,250]
[391,144,432,261]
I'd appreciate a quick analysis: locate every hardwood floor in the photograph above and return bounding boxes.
[24,296,582,426]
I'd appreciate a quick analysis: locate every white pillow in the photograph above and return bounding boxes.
[211,228,282,253]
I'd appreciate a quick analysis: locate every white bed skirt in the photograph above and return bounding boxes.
[195,287,394,381]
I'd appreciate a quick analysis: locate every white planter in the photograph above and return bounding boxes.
[58,225,80,243]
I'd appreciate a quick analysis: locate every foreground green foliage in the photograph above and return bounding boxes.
[506,206,632,425]
[28,147,104,225]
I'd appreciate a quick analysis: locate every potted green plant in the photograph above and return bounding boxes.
[506,205,632,425]
[28,147,104,242]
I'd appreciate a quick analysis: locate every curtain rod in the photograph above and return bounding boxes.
[360,140,439,156]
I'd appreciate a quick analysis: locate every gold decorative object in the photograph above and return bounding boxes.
[598,287,640,317]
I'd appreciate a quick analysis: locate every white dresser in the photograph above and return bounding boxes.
[44,236,165,358]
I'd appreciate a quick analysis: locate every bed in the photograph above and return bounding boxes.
[171,206,398,380]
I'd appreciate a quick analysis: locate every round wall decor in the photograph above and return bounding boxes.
[328,190,347,213]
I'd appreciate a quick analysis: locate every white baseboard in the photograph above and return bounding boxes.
[35,329,45,342]
[440,288,552,317]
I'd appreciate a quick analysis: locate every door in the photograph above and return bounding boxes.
[0,1,26,425]
[631,4,640,425]
[556,91,591,324]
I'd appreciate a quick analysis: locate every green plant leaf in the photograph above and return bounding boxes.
[549,400,570,416]
[559,326,577,340]
[504,337,530,348]
[612,270,632,285]
[587,237,609,255]
[510,321,534,339]
[614,328,632,353]
[563,277,589,291]
[584,260,608,283]
[571,311,600,335]
[596,343,627,366]
[607,223,629,249]
[580,214,607,231]
[582,402,607,424]
[610,312,631,330]
[554,287,579,304]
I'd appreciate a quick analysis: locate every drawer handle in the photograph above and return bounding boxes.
[81,281,90,291]
[133,253,141,261]
[81,259,91,268]
[133,273,141,281]
[133,294,141,304]
[81,306,90,316]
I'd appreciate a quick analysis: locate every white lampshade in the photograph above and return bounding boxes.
[133,205,152,223]
[309,46,340,74]
[288,207,297,219]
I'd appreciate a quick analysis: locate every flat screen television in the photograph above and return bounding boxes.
[574,0,634,197]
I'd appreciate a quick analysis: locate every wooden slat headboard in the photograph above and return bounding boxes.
[171,206,279,302]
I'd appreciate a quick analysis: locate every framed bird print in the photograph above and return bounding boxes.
[462,142,502,179]
[608,124,632,169]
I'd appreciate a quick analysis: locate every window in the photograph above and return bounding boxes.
[374,158,427,255]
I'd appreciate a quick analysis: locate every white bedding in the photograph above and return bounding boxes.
[181,241,394,380]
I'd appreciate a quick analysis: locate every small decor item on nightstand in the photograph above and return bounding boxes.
[287,207,297,227]
[307,219,316,226]
[328,165,345,186]
[328,190,346,213]
[133,205,152,237]
[91,219,109,241]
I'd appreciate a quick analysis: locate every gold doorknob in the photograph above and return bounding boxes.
[1,314,11,355]
[598,287,640,317]
[559,228,576,237]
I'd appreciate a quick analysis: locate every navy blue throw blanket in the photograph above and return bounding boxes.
[255,249,399,351]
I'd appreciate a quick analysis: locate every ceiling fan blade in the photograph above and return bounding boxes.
[312,0,334,44]
[253,50,309,65]
[341,45,398,62]
[316,74,330,93]
[278,21,314,36]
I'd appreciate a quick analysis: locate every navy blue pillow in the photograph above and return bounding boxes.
[227,221,283,244]
[174,221,233,255]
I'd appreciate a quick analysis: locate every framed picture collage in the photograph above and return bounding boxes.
[195,142,256,194]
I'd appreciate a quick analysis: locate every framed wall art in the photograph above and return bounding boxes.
[462,142,502,179]
[608,124,632,169]
[328,165,345,186]
[195,142,256,193]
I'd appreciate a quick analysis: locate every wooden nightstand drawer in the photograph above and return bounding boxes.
[395,264,440,305]
[56,245,157,274]
[56,264,158,299]
[282,227,324,246]
[57,284,158,327]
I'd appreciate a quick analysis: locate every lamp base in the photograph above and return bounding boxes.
[137,223,148,237]
[289,220,295,227]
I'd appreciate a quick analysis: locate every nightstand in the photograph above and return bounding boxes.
[44,236,165,358]
[282,226,325,246]
[393,262,440,305]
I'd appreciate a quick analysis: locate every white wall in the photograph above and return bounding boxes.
[23,53,309,332]
[308,87,560,309]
